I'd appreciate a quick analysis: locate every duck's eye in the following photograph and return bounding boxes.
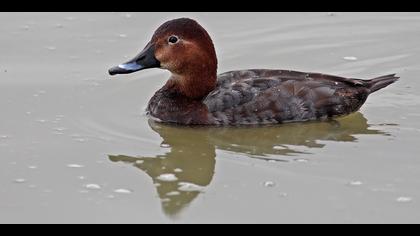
[168,35,179,44]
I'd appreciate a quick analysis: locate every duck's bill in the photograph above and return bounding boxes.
[108,43,160,76]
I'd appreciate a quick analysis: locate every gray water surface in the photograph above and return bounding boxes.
[1,12,420,223]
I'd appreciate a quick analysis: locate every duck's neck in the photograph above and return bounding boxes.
[166,69,217,100]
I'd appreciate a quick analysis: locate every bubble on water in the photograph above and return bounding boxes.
[74,138,87,143]
[160,143,170,148]
[161,198,171,203]
[14,179,27,184]
[85,184,101,190]
[396,197,412,203]
[45,46,56,51]
[78,176,86,180]
[114,189,132,194]
[28,165,38,169]
[67,164,84,168]
[174,168,183,173]
[118,34,127,38]
[166,191,180,196]
[273,145,285,150]
[54,127,67,132]
[135,160,144,165]
[263,181,276,188]
[343,56,358,61]
[178,182,205,192]
[348,181,363,186]
[157,174,178,182]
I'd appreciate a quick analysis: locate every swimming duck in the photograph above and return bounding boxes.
[108,18,399,125]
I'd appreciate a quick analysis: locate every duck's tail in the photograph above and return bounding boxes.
[366,74,399,94]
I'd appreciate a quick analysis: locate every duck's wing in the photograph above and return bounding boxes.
[204,69,372,125]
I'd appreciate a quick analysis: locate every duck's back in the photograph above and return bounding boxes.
[204,69,398,125]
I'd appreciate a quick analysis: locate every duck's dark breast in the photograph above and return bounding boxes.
[204,69,370,125]
[147,86,212,125]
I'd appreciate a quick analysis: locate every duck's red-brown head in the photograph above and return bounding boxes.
[109,18,218,99]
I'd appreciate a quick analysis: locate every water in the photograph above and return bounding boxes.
[1,12,420,223]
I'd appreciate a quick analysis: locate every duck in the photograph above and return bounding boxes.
[108,18,399,125]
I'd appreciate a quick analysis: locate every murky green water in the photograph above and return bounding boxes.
[1,12,420,223]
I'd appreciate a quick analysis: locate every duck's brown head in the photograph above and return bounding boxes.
[109,18,218,99]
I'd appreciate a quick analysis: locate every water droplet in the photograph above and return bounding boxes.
[348,181,363,186]
[263,181,276,188]
[67,164,84,168]
[114,189,132,194]
[85,184,101,190]
[343,56,358,61]
[157,174,178,182]
[14,179,26,184]
[174,168,183,173]
[166,191,180,196]
[178,182,205,192]
[396,197,412,203]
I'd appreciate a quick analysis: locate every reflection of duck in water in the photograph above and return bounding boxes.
[109,112,389,216]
